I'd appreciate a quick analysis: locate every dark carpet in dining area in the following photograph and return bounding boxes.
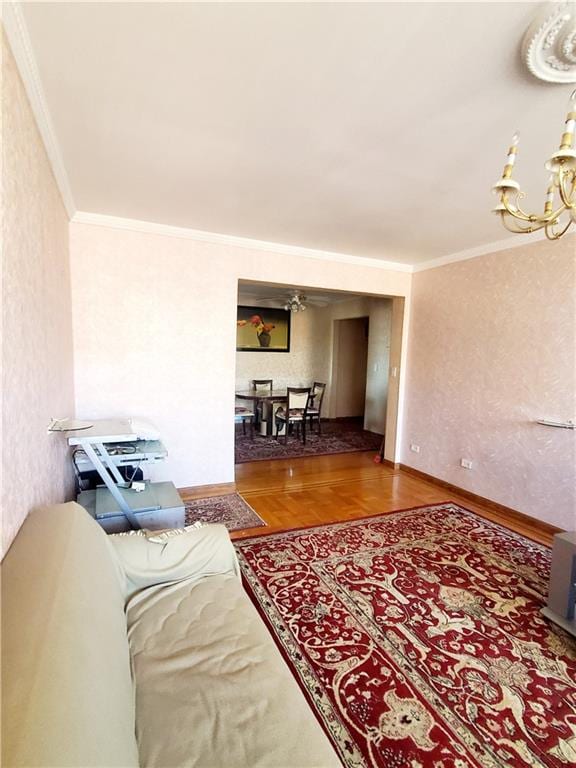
[235,419,382,463]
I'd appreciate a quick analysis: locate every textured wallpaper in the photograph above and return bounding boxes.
[2,35,76,557]
[70,223,410,489]
[403,236,576,530]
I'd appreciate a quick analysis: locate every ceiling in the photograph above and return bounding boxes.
[18,2,575,265]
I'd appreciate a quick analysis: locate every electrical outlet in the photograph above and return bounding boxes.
[460,458,473,470]
[410,443,420,454]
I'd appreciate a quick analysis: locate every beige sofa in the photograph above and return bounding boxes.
[2,502,341,767]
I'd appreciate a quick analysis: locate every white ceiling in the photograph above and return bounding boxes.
[18,2,575,265]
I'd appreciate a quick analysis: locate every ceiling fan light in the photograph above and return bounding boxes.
[284,292,308,312]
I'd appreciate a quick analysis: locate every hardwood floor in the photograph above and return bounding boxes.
[225,451,555,546]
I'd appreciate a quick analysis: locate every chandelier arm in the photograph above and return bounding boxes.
[545,201,571,224]
[499,213,543,234]
[557,168,575,209]
[559,170,576,209]
[512,197,542,221]
[545,216,573,240]
[501,192,555,226]
[502,191,557,223]
[545,220,558,240]
[542,191,574,225]
[503,191,569,227]
[501,192,535,222]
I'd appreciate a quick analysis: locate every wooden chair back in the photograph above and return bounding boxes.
[310,382,327,413]
[252,379,273,392]
[287,387,311,417]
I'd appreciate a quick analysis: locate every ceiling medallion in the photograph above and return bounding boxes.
[522,1,576,83]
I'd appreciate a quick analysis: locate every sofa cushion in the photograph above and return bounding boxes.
[127,572,341,768]
[1,502,139,767]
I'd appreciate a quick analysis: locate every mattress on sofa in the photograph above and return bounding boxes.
[126,572,341,768]
[2,503,140,768]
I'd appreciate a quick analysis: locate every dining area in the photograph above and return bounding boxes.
[234,379,382,465]
[235,380,327,443]
[234,285,390,465]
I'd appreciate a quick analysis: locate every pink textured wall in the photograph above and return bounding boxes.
[69,222,411,488]
[2,35,76,557]
[403,236,576,530]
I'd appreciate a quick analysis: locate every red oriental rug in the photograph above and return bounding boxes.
[234,503,576,768]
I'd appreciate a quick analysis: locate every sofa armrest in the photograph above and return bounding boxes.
[107,523,240,601]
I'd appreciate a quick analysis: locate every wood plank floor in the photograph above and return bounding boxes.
[222,451,553,546]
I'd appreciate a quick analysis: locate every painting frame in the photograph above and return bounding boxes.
[236,305,291,353]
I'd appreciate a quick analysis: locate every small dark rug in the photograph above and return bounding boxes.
[184,493,266,532]
[235,420,382,463]
[235,504,576,768]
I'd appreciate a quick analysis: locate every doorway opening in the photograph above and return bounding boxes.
[331,316,369,425]
[234,282,398,468]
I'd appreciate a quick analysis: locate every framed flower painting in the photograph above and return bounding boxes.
[236,306,291,352]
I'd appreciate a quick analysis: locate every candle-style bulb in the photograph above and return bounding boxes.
[544,173,555,215]
[498,131,521,181]
[559,90,576,150]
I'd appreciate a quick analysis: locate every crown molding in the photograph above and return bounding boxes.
[74,211,555,274]
[2,2,76,218]
[71,211,415,273]
[412,231,549,272]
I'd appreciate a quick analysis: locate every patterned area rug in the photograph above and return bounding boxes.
[184,493,266,532]
[235,503,576,768]
[235,421,382,463]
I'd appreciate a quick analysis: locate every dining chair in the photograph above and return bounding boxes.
[234,397,255,440]
[252,380,273,428]
[307,382,327,435]
[274,387,311,444]
[252,379,273,392]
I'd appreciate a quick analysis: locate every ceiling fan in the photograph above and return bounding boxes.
[251,290,330,313]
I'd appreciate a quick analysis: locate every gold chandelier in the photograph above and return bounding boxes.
[492,89,576,239]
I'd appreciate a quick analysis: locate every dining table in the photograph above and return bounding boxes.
[235,389,288,436]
